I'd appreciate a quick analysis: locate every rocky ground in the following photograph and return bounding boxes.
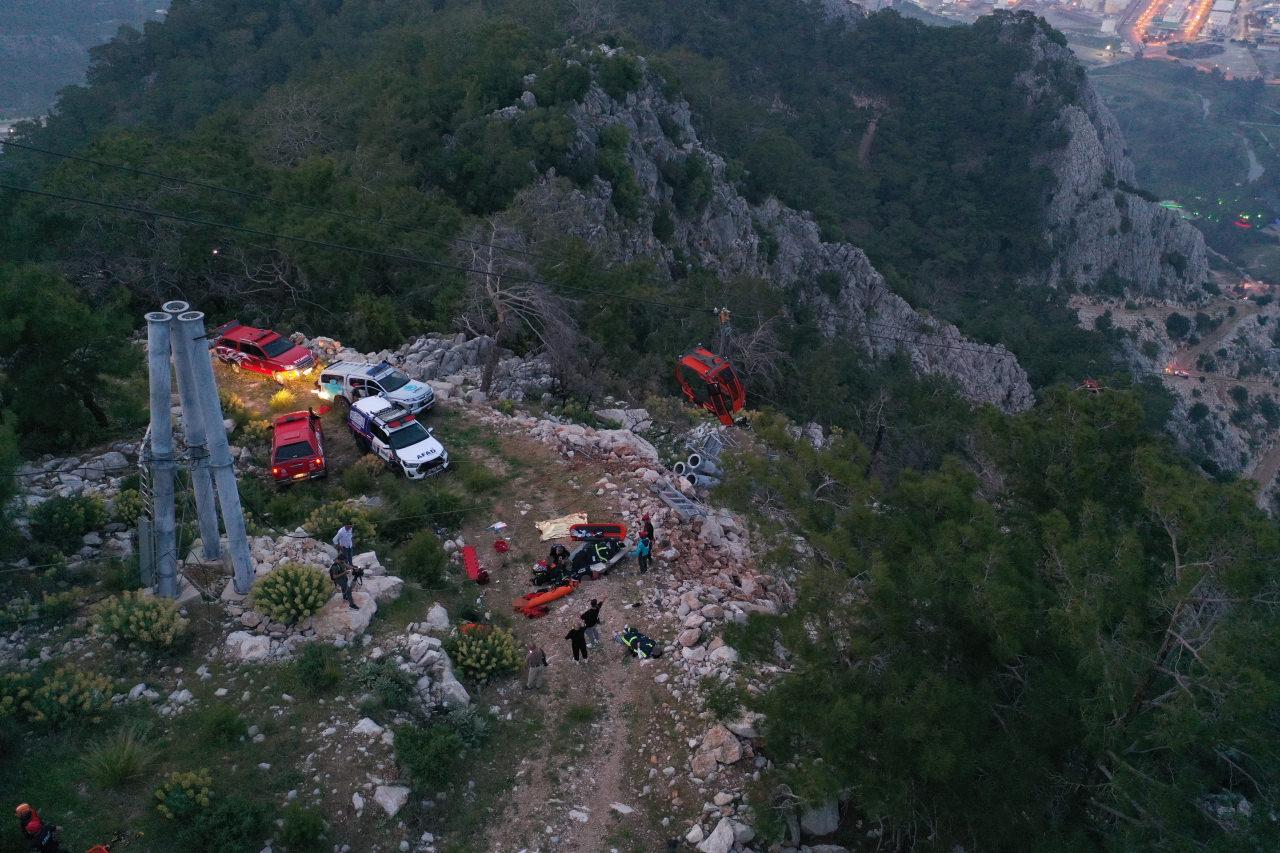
[1,355,848,852]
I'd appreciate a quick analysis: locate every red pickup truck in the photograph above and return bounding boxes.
[270,410,327,483]
[212,322,317,382]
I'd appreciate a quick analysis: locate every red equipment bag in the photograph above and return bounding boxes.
[461,545,489,585]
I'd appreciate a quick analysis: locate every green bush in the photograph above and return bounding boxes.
[390,484,472,533]
[269,388,297,413]
[39,587,87,620]
[0,671,34,720]
[394,532,448,587]
[396,723,465,789]
[251,562,331,624]
[444,705,492,748]
[175,795,271,853]
[341,454,382,495]
[154,769,213,820]
[279,803,327,851]
[599,54,642,100]
[22,665,112,729]
[355,658,414,713]
[83,725,150,788]
[192,704,248,746]
[455,460,502,494]
[30,494,106,550]
[446,626,522,684]
[303,500,377,545]
[701,676,745,720]
[93,590,188,648]
[112,489,145,525]
[295,643,343,692]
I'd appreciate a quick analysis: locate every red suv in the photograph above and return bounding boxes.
[212,322,317,382]
[270,410,327,483]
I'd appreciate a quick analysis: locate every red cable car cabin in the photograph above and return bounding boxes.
[675,347,745,425]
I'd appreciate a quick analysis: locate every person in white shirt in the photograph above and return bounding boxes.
[333,523,354,563]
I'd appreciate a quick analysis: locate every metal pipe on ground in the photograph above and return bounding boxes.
[175,309,255,595]
[687,454,722,477]
[686,472,722,489]
[673,461,687,476]
[145,311,178,598]
[163,299,221,562]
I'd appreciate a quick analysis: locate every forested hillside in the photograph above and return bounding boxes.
[0,0,166,117]
[0,4,1277,851]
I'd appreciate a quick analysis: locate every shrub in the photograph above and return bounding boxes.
[279,803,327,851]
[83,725,150,788]
[40,587,87,620]
[0,671,35,720]
[192,704,248,745]
[295,643,343,692]
[444,705,492,748]
[494,399,516,416]
[304,500,377,545]
[251,563,330,625]
[269,388,297,413]
[175,795,271,853]
[355,659,414,713]
[341,454,382,495]
[113,489,146,525]
[446,626,522,684]
[701,676,745,720]
[93,591,188,648]
[30,494,106,550]
[154,769,213,819]
[394,532,448,586]
[455,461,502,494]
[1230,385,1249,406]
[599,54,642,100]
[22,666,112,728]
[396,724,465,789]
[240,418,272,447]
[1164,312,1191,339]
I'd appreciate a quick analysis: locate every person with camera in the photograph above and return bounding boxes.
[328,559,360,610]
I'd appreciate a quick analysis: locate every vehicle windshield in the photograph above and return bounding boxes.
[261,337,294,358]
[274,441,314,462]
[388,422,430,450]
[378,369,411,392]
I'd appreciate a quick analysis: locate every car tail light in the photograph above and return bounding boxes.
[312,457,323,467]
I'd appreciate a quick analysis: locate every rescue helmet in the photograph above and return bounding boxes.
[15,804,32,818]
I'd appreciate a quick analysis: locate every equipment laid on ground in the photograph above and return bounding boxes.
[530,538,627,587]
[616,626,663,658]
[514,580,579,618]
[568,522,627,541]
[675,346,745,426]
[461,545,489,585]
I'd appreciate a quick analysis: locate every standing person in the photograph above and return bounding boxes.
[565,624,589,663]
[333,522,355,563]
[641,512,655,544]
[581,597,604,646]
[525,643,548,690]
[632,534,652,574]
[328,560,360,610]
[14,804,60,853]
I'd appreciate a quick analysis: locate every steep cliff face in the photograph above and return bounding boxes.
[1005,16,1208,298]
[510,51,1034,413]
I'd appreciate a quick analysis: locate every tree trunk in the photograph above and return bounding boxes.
[481,333,502,393]
[81,391,109,427]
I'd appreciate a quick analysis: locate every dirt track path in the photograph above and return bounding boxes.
[1177,302,1260,366]
[466,428,677,852]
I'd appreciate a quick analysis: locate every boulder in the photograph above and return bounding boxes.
[424,603,450,632]
[436,666,470,708]
[696,817,735,853]
[361,574,404,604]
[225,631,270,662]
[702,725,743,764]
[800,800,840,837]
[678,628,702,648]
[239,610,264,629]
[312,590,376,641]
[352,718,384,737]
[691,752,719,777]
[373,785,410,818]
[352,551,381,572]
[708,645,739,665]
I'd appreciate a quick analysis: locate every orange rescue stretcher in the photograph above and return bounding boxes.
[513,580,579,618]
